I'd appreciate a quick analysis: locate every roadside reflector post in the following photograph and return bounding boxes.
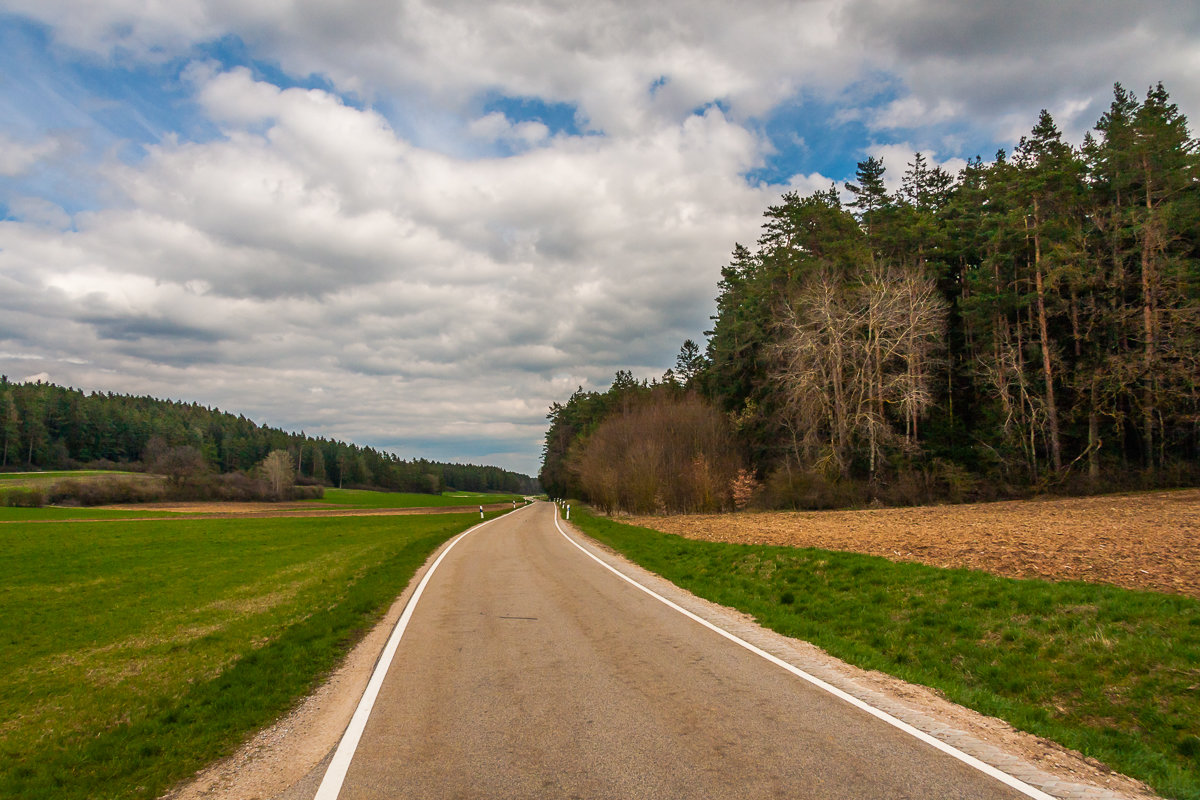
[479,505,484,519]
[566,504,570,520]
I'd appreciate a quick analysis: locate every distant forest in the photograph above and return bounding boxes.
[0,378,537,495]
[543,83,1199,512]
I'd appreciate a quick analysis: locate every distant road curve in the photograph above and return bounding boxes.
[312,501,1063,800]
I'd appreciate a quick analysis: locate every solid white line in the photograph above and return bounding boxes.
[313,505,528,800]
[552,509,1057,800]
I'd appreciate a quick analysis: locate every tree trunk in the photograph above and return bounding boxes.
[1089,410,1100,483]
[1015,308,1037,480]
[1140,160,1157,470]
[1032,199,1063,473]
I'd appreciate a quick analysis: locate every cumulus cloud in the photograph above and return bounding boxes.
[468,112,550,147]
[0,62,774,472]
[840,0,1200,143]
[8,0,859,135]
[0,134,61,176]
[1,1,1198,474]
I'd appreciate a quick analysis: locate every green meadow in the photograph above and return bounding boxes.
[0,507,505,800]
[570,508,1200,800]
[0,471,138,482]
[313,487,525,508]
[0,505,183,521]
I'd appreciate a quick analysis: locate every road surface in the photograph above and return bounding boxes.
[317,501,1037,799]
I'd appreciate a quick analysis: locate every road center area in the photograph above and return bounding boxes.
[324,502,1041,800]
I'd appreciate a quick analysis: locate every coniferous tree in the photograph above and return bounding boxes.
[674,339,705,386]
[1011,110,1084,474]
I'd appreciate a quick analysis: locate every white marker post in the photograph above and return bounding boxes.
[479,505,484,519]
[565,504,570,520]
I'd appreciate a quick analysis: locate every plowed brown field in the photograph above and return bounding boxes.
[628,489,1200,598]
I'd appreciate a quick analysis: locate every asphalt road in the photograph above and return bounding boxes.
[322,501,1033,799]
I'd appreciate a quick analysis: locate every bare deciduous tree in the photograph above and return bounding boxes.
[771,262,947,481]
[260,449,295,500]
[146,437,208,488]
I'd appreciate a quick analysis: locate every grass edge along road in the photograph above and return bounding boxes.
[569,507,1200,800]
[0,508,511,800]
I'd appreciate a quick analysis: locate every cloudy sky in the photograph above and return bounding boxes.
[1,1,1197,477]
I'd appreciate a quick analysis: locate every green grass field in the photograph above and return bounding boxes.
[0,474,524,517]
[0,505,184,521]
[313,487,525,508]
[0,470,139,482]
[570,508,1200,800]
[0,508,507,800]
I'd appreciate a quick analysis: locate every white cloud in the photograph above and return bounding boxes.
[2,1,1199,475]
[869,96,963,131]
[0,134,61,176]
[841,0,1200,145]
[7,0,860,137]
[0,64,775,472]
[6,197,72,229]
[467,112,551,147]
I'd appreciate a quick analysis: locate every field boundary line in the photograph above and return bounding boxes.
[313,504,531,800]
[552,507,1057,800]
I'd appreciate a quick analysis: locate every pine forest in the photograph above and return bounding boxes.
[542,84,1199,513]
[0,378,537,496]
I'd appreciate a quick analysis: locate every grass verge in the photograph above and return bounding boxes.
[0,509,506,799]
[570,508,1200,800]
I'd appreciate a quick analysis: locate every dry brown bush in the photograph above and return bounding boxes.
[572,392,741,514]
[729,468,761,509]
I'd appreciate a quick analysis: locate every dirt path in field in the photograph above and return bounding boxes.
[628,489,1200,599]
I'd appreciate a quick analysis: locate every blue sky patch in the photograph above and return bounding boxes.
[192,35,352,105]
[480,92,585,138]
[0,16,213,152]
[0,20,372,220]
[745,77,1007,187]
[746,83,895,185]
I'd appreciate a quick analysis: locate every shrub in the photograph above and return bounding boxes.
[572,393,742,514]
[2,487,45,507]
[729,469,761,510]
[48,477,164,506]
[289,484,325,501]
[761,466,866,510]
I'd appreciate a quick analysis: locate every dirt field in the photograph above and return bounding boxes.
[629,489,1200,599]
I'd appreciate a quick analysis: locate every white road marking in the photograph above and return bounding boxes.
[553,509,1057,800]
[314,505,529,800]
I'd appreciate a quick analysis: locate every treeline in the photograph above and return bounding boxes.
[0,378,537,495]
[542,83,1199,512]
